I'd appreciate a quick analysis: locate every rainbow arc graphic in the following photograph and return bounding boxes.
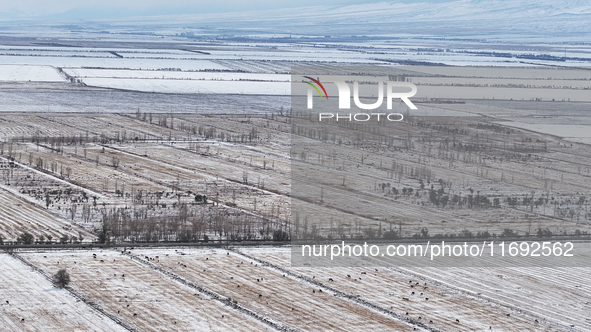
[303,76,328,99]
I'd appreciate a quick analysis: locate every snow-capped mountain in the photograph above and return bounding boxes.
[159,0,591,38]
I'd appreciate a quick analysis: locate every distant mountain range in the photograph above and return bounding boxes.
[109,0,591,38]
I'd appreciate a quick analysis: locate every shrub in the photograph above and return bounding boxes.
[17,232,34,245]
[272,230,289,241]
[382,230,399,240]
[53,269,71,288]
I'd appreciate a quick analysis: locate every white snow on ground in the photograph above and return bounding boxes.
[401,266,591,331]
[64,68,290,82]
[129,248,416,331]
[561,137,591,145]
[0,253,127,332]
[495,122,591,144]
[0,188,95,242]
[0,65,65,82]
[23,250,274,332]
[0,56,229,71]
[242,247,590,331]
[0,50,117,58]
[82,77,291,95]
[65,68,291,94]
[408,103,481,117]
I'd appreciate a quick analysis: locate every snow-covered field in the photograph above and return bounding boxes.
[0,56,229,71]
[0,50,117,58]
[81,78,291,95]
[64,68,290,82]
[495,122,591,144]
[127,248,417,331]
[23,250,274,332]
[0,65,65,82]
[0,86,289,113]
[63,68,292,94]
[244,246,589,331]
[0,186,93,242]
[0,253,127,332]
[0,244,586,332]
[401,265,591,331]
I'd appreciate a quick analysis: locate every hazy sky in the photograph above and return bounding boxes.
[0,0,381,18]
[0,0,454,19]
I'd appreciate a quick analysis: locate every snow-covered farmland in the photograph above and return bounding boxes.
[81,78,291,95]
[0,253,127,332]
[64,68,290,82]
[0,186,93,243]
[495,122,591,145]
[0,65,65,82]
[1,108,591,244]
[0,49,117,58]
[244,247,584,331]
[23,250,274,332]
[0,56,229,71]
[130,248,417,331]
[401,266,591,331]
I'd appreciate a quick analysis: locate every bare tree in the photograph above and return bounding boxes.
[111,155,120,168]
